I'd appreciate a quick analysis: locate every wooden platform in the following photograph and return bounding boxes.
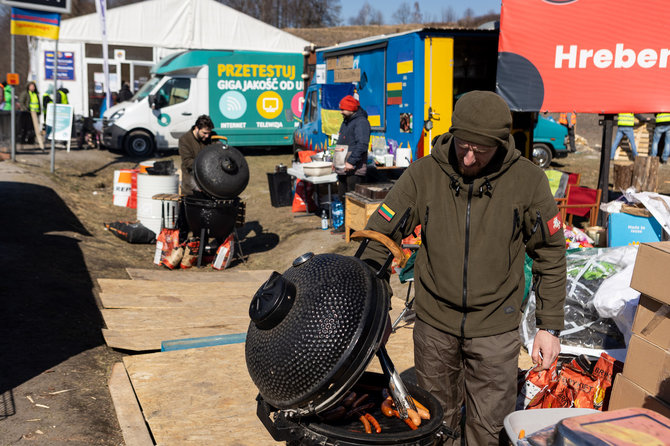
[99,269,273,352]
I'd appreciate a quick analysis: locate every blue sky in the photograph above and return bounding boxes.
[339,0,501,24]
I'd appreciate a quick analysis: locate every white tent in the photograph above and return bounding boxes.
[33,0,311,116]
[59,0,310,53]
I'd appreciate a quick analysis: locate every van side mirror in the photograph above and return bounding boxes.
[424,120,433,131]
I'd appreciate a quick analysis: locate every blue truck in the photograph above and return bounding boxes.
[294,28,568,168]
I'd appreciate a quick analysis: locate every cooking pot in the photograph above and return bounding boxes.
[245,251,390,415]
[193,143,249,199]
[183,195,240,240]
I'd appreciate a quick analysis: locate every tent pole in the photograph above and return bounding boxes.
[596,114,614,226]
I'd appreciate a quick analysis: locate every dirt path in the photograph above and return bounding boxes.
[0,132,668,445]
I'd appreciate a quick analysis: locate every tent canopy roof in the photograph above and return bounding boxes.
[60,0,311,52]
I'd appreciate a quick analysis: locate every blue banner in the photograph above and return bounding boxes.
[45,51,75,81]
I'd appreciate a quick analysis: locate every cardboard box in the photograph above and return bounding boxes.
[608,213,663,247]
[609,374,670,418]
[631,295,670,350]
[622,334,670,403]
[630,242,670,304]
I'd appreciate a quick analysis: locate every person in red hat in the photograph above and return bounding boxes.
[336,94,370,203]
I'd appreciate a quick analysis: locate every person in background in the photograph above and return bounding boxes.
[18,81,41,144]
[57,86,69,104]
[610,113,649,160]
[42,85,54,122]
[361,91,565,445]
[99,92,119,119]
[558,111,576,152]
[336,95,370,196]
[650,112,670,164]
[3,78,12,111]
[118,82,133,102]
[178,114,215,197]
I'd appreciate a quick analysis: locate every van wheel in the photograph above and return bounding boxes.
[125,130,155,157]
[532,143,552,169]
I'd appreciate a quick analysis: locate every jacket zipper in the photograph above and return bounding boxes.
[510,208,520,268]
[461,184,474,338]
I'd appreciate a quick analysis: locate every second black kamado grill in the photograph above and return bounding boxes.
[245,231,455,445]
[183,141,249,264]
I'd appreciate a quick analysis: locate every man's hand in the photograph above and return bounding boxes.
[531,329,560,371]
[344,162,355,172]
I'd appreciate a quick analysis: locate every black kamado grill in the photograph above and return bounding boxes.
[245,230,455,445]
[183,141,249,265]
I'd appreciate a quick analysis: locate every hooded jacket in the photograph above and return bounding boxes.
[362,133,566,338]
[338,107,370,176]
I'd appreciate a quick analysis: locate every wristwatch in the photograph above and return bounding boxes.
[542,328,561,337]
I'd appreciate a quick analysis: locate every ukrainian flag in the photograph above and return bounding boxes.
[11,7,60,40]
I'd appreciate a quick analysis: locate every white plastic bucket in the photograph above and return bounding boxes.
[113,169,137,208]
[136,173,179,235]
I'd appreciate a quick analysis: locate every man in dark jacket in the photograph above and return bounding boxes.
[362,91,566,445]
[336,95,370,198]
[178,114,214,196]
[118,82,133,102]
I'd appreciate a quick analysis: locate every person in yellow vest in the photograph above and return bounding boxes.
[57,87,69,104]
[610,113,638,160]
[3,78,13,111]
[558,112,577,152]
[18,81,41,144]
[651,113,670,164]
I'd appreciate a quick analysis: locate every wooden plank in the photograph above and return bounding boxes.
[103,327,249,352]
[101,307,250,330]
[108,362,154,446]
[123,343,280,445]
[100,292,254,309]
[97,278,263,296]
[126,268,274,283]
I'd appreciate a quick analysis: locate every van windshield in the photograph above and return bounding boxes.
[132,76,162,101]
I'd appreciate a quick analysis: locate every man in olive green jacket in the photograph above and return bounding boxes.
[362,91,566,445]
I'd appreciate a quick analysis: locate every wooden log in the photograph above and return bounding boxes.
[125,268,273,283]
[613,161,634,191]
[632,156,659,192]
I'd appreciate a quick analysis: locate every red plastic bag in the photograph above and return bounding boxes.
[292,179,317,213]
[212,234,235,270]
[154,228,180,268]
[517,358,559,409]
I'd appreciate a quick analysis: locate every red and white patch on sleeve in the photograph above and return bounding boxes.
[546,212,563,236]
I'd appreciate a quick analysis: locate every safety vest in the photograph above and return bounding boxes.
[558,112,576,126]
[617,113,635,127]
[57,90,68,104]
[656,113,670,124]
[3,85,11,111]
[29,91,40,112]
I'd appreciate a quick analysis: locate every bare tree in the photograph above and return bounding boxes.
[441,6,456,23]
[410,1,422,24]
[349,2,383,25]
[219,0,341,28]
[392,2,411,24]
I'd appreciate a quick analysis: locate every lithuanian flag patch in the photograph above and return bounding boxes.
[378,203,395,222]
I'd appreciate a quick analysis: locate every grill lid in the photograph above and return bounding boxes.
[193,143,249,199]
[245,253,389,414]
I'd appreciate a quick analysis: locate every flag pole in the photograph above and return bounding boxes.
[10,34,16,162]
